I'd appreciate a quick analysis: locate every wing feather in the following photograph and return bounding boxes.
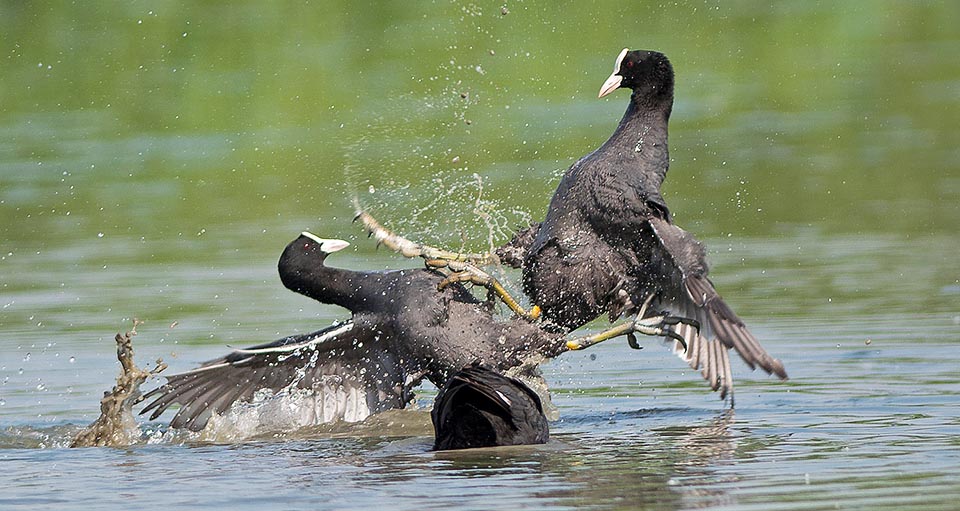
[644,217,787,398]
[140,321,420,431]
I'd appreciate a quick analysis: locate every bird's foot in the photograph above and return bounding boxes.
[566,294,699,351]
[438,264,541,321]
[630,313,700,352]
[353,208,497,266]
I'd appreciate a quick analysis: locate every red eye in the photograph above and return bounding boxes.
[626,60,634,68]
[304,243,311,249]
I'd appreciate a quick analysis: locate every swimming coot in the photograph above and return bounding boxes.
[140,233,567,431]
[432,362,549,450]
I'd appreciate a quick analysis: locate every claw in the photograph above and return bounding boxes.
[663,328,688,352]
[354,209,547,322]
[661,315,701,334]
[687,318,701,334]
[437,271,473,291]
[566,293,696,353]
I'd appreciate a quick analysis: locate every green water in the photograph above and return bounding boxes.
[1,2,959,510]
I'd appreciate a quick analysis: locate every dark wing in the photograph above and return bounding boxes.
[433,368,511,430]
[140,321,420,431]
[432,364,548,449]
[435,364,543,426]
[644,217,788,399]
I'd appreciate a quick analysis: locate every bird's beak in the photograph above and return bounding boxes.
[301,232,350,253]
[598,47,629,98]
[598,73,622,98]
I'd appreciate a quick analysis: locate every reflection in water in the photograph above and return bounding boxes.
[655,410,739,509]
[542,409,744,510]
[368,408,752,510]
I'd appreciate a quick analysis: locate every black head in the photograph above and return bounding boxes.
[278,232,349,290]
[598,48,674,102]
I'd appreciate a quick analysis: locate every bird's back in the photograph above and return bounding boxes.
[432,364,549,450]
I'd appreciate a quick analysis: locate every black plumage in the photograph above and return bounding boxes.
[495,49,787,396]
[432,363,549,450]
[141,233,565,431]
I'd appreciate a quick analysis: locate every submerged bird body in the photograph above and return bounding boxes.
[498,49,786,395]
[141,233,564,431]
[432,363,549,450]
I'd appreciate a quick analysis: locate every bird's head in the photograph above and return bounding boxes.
[278,232,350,290]
[598,48,674,102]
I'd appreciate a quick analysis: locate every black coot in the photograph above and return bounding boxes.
[497,49,787,397]
[140,233,565,431]
[432,363,549,450]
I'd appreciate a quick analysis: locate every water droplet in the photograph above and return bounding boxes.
[69,356,76,363]
[22,353,30,362]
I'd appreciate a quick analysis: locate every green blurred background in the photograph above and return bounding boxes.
[1,1,957,340]
[4,1,957,243]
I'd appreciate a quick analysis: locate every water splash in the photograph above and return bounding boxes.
[69,321,167,448]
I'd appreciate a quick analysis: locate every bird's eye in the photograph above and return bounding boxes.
[626,60,634,68]
[304,243,311,249]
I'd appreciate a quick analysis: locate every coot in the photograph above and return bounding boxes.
[432,363,549,450]
[140,233,566,431]
[520,49,786,396]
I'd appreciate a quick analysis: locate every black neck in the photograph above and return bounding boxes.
[600,92,672,192]
[278,248,363,312]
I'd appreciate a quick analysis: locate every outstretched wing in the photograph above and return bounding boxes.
[140,321,420,431]
[643,217,787,399]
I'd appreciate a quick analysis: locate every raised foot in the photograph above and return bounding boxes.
[566,295,700,351]
[353,208,497,266]
[353,206,542,321]
[438,263,541,321]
